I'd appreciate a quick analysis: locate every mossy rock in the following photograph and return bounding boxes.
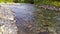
[34,4,60,34]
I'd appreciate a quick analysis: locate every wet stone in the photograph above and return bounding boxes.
[34,4,60,34]
[38,31,50,34]
[0,3,60,34]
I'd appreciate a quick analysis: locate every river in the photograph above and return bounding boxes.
[10,3,36,34]
[0,3,60,34]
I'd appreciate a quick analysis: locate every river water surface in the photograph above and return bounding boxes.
[1,3,60,34]
[10,3,36,34]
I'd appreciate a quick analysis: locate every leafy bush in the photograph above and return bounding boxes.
[34,0,60,7]
[0,0,13,3]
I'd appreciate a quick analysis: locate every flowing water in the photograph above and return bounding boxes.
[10,3,36,34]
[0,3,60,34]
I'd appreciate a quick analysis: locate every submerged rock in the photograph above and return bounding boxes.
[34,4,60,34]
[0,3,60,34]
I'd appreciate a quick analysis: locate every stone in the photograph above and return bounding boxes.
[0,5,15,20]
[0,4,18,34]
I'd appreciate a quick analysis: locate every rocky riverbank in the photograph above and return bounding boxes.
[34,4,60,34]
[0,5,18,34]
[36,4,60,11]
[0,3,60,34]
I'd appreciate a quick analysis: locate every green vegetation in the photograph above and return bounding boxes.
[0,0,60,7]
[0,0,13,3]
[34,0,60,7]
